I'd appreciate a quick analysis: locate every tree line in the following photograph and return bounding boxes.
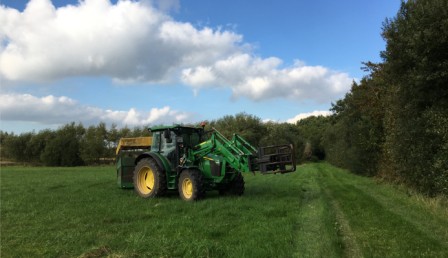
[323,0,448,196]
[0,114,320,167]
[1,0,446,196]
[0,123,151,166]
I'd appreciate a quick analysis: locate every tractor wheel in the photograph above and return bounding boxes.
[219,173,245,196]
[133,158,167,198]
[178,169,205,201]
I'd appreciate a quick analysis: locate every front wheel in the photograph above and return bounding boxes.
[178,169,205,201]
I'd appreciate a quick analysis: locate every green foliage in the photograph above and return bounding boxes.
[324,78,385,176]
[41,123,85,166]
[26,130,55,163]
[260,122,304,162]
[379,0,448,195]
[210,112,267,146]
[1,113,326,167]
[1,132,32,162]
[0,122,154,166]
[0,132,7,160]
[80,123,108,164]
[296,116,331,161]
[322,0,448,195]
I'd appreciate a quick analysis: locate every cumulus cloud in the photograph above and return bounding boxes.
[182,55,352,102]
[0,0,241,82]
[0,93,193,127]
[286,110,332,124]
[0,0,352,103]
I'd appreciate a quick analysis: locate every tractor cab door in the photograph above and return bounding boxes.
[161,129,178,171]
[159,127,204,172]
[175,129,201,167]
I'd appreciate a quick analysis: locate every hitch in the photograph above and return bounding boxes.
[255,144,296,174]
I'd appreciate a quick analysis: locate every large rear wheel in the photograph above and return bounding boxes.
[178,169,205,201]
[133,158,166,198]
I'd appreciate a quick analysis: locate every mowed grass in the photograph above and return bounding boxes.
[1,163,447,257]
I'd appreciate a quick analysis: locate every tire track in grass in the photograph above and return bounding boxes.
[319,163,447,257]
[346,174,448,247]
[327,166,448,250]
[315,163,363,258]
[327,196,363,258]
[293,165,343,258]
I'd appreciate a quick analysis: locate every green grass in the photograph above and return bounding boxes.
[1,163,447,257]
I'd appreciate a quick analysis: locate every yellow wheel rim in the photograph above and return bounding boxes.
[182,178,193,199]
[137,167,155,194]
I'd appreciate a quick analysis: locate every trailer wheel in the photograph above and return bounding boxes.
[219,173,245,196]
[133,158,166,198]
[178,169,205,201]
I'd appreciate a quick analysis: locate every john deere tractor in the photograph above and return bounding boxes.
[116,124,295,201]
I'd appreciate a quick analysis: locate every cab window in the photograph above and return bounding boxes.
[151,132,161,152]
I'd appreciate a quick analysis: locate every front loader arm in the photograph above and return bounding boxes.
[190,128,296,174]
[190,129,253,173]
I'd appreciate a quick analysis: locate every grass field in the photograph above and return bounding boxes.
[1,163,447,257]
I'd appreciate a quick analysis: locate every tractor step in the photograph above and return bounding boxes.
[255,144,296,174]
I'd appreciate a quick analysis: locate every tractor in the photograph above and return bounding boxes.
[116,124,295,201]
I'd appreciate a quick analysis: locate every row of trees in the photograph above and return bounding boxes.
[0,114,320,167]
[0,123,150,166]
[323,0,448,196]
[0,113,335,179]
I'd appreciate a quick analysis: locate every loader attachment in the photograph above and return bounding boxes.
[191,128,296,174]
[256,144,296,174]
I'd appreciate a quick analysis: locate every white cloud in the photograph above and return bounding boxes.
[0,93,193,127]
[0,0,241,83]
[286,110,332,124]
[182,54,352,102]
[0,0,353,103]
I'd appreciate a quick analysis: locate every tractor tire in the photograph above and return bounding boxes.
[133,158,167,198]
[219,173,245,196]
[178,169,205,201]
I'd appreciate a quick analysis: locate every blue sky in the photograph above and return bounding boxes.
[0,0,400,133]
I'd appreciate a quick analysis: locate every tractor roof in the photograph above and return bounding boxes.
[149,124,201,132]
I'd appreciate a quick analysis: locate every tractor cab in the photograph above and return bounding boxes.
[150,125,203,152]
[149,125,204,171]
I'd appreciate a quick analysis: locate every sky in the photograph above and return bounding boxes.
[0,0,401,134]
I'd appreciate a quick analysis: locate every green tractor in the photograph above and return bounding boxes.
[116,124,295,201]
